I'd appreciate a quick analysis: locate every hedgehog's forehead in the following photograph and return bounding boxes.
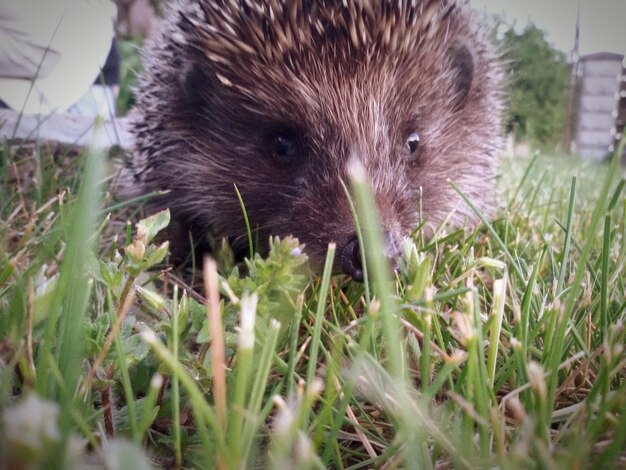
[192,0,463,69]
[212,48,420,131]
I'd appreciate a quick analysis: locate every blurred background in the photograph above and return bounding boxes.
[112,0,626,163]
[2,0,624,162]
[471,0,626,162]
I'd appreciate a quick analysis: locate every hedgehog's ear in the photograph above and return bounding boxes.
[180,61,214,104]
[446,42,475,111]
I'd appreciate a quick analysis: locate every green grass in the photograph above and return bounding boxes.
[0,137,625,469]
[116,38,144,116]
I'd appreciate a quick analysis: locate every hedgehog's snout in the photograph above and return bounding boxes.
[339,231,401,282]
[340,234,363,281]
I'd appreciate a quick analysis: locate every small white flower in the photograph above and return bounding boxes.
[3,394,60,456]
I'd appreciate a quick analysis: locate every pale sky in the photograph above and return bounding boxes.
[470,0,626,57]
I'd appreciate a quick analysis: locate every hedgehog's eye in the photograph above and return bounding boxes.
[406,133,420,155]
[271,133,299,162]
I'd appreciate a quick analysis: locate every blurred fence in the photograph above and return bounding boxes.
[568,52,626,161]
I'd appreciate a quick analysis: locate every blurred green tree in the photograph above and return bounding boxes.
[500,23,569,150]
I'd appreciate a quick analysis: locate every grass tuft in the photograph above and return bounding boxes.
[0,134,625,468]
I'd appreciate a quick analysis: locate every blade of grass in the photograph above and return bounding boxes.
[286,294,304,397]
[450,180,525,280]
[306,244,336,390]
[109,289,138,441]
[204,257,227,430]
[234,184,254,259]
[606,178,625,212]
[487,275,507,386]
[509,152,539,209]
[35,144,102,390]
[341,179,371,304]
[600,215,611,339]
[171,286,182,468]
[545,133,625,417]
[556,177,576,295]
[240,319,281,459]
[140,328,222,459]
[137,374,163,443]
[349,160,403,379]
[420,288,433,392]
[34,140,104,459]
[228,293,257,462]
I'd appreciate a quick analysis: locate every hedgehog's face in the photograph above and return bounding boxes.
[240,108,426,280]
[172,41,487,279]
[138,0,501,279]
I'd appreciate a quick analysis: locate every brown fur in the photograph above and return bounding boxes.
[126,0,503,272]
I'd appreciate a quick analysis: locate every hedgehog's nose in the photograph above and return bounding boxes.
[340,234,364,281]
[339,232,401,282]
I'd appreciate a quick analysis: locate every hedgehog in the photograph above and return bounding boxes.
[126,0,503,280]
